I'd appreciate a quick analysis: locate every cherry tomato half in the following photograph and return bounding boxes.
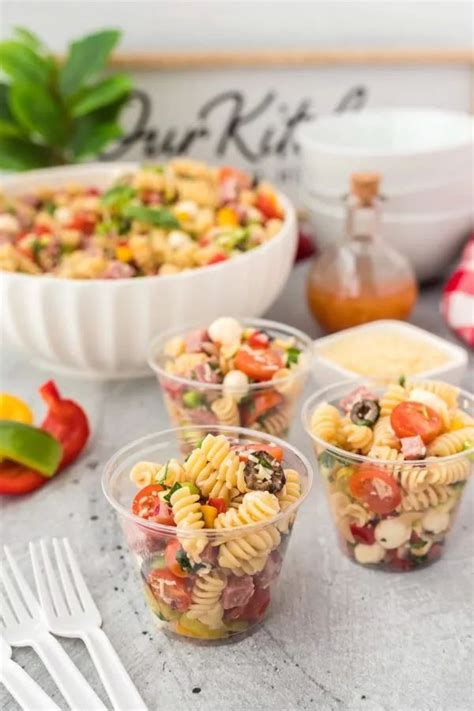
[240,390,283,427]
[390,401,443,444]
[148,569,192,612]
[207,497,228,515]
[255,192,283,220]
[236,443,284,462]
[132,484,164,519]
[207,253,228,266]
[218,166,251,189]
[149,500,175,526]
[234,348,283,382]
[350,523,375,545]
[247,331,270,349]
[349,465,401,515]
[0,461,47,496]
[164,539,188,578]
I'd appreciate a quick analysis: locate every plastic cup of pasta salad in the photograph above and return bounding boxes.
[102,425,313,641]
[302,379,473,572]
[148,318,313,446]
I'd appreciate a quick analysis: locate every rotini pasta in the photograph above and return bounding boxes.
[210,396,240,426]
[187,572,226,629]
[130,461,161,488]
[218,526,281,575]
[426,427,474,457]
[397,484,454,512]
[380,383,409,416]
[343,422,373,454]
[372,416,400,449]
[409,380,459,409]
[310,402,341,444]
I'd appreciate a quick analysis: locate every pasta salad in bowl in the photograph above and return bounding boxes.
[0,160,285,279]
[0,164,296,377]
[102,426,313,641]
[148,317,313,443]
[303,379,473,572]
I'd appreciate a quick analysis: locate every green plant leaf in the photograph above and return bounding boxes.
[71,74,132,118]
[72,120,122,160]
[13,27,44,52]
[0,136,52,170]
[59,29,121,96]
[0,41,51,85]
[9,83,68,146]
[0,83,22,136]
[101,184,137,210]
[122,205,181,229]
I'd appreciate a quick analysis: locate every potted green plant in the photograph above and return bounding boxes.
[0,27,132,170]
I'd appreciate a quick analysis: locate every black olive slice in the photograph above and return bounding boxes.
[350,399,380,427]
[243,450,286,494]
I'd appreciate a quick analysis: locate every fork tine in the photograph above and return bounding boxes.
[52,538,82,614]
[0,563,30,622]
[29,542,56,619]
[0,590,17,627]
[38,539,69,617]
[3,546,41,617]
[62,538,99,616]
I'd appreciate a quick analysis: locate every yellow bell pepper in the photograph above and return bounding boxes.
[175,614,227,639]
[115,244,133,262]
[217,207,239,227]
[0,393,33,425]
[201,504,218,528]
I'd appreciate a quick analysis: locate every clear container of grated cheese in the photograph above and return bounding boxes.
[312,320,468,387]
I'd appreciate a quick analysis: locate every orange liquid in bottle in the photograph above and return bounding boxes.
[307,279,418,333]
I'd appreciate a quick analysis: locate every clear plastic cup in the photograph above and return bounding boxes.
[148,319,313,448]
[302,380,474,572]
[102,425,313,642]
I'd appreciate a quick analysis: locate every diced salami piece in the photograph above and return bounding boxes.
[254,550,282,589]
[184,328,209,353]
[222,575,254,609]
[192,362,220,384]
[400,435,426,460]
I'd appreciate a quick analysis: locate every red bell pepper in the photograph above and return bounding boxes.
[0,461,47,496]
[39,380,90,470]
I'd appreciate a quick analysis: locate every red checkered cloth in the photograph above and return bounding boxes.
[441,236,474,349]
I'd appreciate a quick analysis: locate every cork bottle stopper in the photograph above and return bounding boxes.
[350,173,381,206]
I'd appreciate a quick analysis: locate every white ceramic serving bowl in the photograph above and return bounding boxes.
[0,163,297,379]
[299,108,474,195]
[303,195,473,282]
[306,174,473,215]
[312,320,468,387]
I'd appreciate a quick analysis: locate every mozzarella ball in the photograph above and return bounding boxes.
[409,388,449,427]
[208,317,243,346]
[354,542,385,565]
[168,230,191,249]
[54,207,73,226]
[422,510,450,534]
[223,369,249,401]
[375,518,411,550]
[0,214,20,234]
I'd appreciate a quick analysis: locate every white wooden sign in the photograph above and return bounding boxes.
[103,53,472,202]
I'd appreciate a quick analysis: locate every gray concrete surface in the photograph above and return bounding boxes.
[1,262,473,711]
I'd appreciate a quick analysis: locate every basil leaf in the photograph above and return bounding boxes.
[122,204,180,229]
[163,482,182,504]
[101,185,137,210]
[398,375,406,387]
[175,548,193,573]
[13,27,45,53]
[71,74,132,118]
[286,347,301,366]
[60,30,121,95]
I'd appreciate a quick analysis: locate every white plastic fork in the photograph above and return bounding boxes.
[0,634,61,711]
[1,545,106,710]
[30,538,147,711]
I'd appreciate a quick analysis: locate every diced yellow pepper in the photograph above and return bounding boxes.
[217,207,239,227]
[0,393,33,425]
[115,244,133,262]
[175,614,227,639]
[450,415,468,431]
[201,504,218,528]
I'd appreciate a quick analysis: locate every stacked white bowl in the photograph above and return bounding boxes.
[298,109,474,281]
